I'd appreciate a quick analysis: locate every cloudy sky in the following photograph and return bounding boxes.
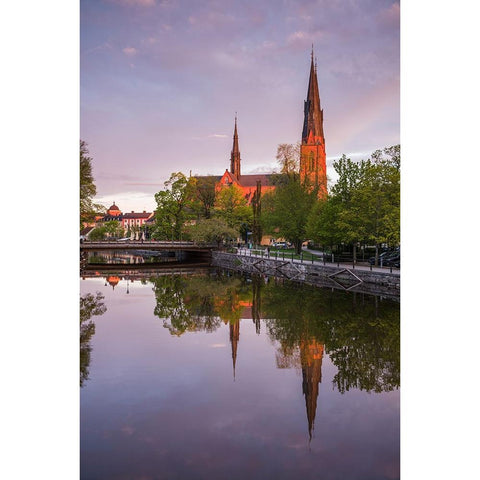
[81,0,400,212]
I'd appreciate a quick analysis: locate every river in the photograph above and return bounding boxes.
[80,268,400,480]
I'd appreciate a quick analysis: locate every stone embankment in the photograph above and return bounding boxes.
[212,251,400,299]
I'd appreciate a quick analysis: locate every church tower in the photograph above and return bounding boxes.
[230,115,241,179]
[300,50,327,197]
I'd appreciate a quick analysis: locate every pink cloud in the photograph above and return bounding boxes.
[108,0,156,6]
[123,47,138,56]
[377,2,400,27]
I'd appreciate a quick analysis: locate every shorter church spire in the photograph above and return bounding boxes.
[230,114,241,179]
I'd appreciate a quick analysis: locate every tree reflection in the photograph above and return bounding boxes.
[150,272,399,440]
[151,272,399,394]
[151,272,251,335]
[80,292,107,387]
[262,280,399,394]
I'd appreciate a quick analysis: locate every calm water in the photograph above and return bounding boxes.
[80,269,400,480]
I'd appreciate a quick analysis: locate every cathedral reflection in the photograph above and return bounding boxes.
[300,339,324,441]
[276,339,324,440]
[148,270,399,440]
[229,319,240,381]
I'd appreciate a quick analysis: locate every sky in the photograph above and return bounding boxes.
[81,0,400,212]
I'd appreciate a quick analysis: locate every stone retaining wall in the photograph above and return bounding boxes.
[212,251,400,299]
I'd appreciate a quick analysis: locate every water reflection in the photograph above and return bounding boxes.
[147,271,399,439]
[86,249,176,265]
[80,292,106,387]
[81,270,399,479]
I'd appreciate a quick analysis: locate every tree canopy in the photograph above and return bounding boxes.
[80,141,104,228]
[306,145,400,259]
[153,172,193,240]
[262,175,317,253]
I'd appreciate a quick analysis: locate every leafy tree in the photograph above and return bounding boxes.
[348,147,400,263]
[306,145,400,263]
[153,172,192,240]
[214,184,253,230]
[306,198,342,250]
[262,176,317,254]
[188,218,239,246]
[189,176,217,219]
[89,226,107,241]
[80,141,104,228]
[104,220,123,238]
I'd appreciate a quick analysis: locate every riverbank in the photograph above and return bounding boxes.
[212,251,400,299]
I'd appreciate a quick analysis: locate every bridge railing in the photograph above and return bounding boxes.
[80,240,218,248]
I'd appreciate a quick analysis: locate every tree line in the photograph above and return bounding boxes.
[80,140,400,259]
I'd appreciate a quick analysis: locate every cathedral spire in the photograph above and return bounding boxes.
[230,114,241,179]
[300,50,327,197]
[302,51,323,142]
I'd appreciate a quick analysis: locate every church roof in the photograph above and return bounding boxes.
[238,174,273,187]
[108,203,120,211]
[123,211,152,219]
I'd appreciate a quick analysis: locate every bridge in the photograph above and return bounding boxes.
[80,240,217,252]
[80,240,217,271]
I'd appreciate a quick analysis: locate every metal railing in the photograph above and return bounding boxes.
[233,247,400,273]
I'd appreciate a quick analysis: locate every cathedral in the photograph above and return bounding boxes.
[214,50,327,201]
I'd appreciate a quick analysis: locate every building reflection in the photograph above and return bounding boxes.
[276,339,324,441]
[300,339,324,441]
[143,271,399,439]
[105,275,120,290]
[229,319,240,380]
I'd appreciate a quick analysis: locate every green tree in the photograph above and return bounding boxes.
[89,225,107,241]
[153,172,192,240]
[262,176,317,254]
[80,141,104,228]
[348,147,400,263]
[306,197,342,250]
[188,218,238,247]
[306,146,400,263]
[104,220,123,238]
[189,176,217,219]
[214,184,253,231]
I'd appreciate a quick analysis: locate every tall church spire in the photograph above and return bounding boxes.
[302,53,324,142]
[230,114,241,179]
[300,50,327,197]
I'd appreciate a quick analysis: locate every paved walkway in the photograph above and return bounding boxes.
[235,247,400,275]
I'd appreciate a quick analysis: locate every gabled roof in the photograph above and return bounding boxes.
[122,212,153,219]
[238,174,273,187]
[218,170,241,186]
